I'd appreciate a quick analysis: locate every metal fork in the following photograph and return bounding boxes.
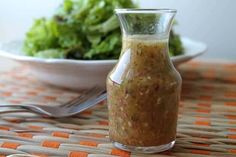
[0,86,107,118]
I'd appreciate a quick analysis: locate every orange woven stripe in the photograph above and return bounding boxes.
[1,142,20,149]
[225,92,236,98]
[202,70,215,80]
[224,64,236,69]
[225,115,236,119]
[18,133,33,138]
[44,96,57,101]
[229,121,236,124]
[188,61,200,67]
[42,141,60,148]
[9,100,22,104]
[225,76,236,83]
[35,87,46,91]
[1,92,12,97]
[111,148,130,157]
[191,149,210,155]
[228,135,236,139]
[225,102,236,106]
[228,128,236,132]
[230,149,236,154]
[28,125,43,130]
[199,95,212,101]
[195,116,206,119]
[52,132,69,138]
[79,141,98,147]
[98,120,109,125]
[69,151,88,157]
[197,103,211,107]
[88,133,106,138]
[195,121,210,126]
[6,118,22,123]
[196,109,210,113]
[0,126,10,131]
[0,155,6,157]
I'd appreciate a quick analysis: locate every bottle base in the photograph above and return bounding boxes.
[113,140,175,154]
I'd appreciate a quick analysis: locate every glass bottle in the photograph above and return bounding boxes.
[106,9,182,153]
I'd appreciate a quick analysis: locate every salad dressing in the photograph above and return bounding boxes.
[107,35,182,147]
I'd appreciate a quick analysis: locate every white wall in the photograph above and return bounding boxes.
[0,0,236,60]
[0,0,61,41]
[138,0,236,60]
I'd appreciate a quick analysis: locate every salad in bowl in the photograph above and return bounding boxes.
[0,0,206,90]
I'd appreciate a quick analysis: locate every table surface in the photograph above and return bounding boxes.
[0,56,235,72]
[0,58,18,72]
[0,58,236,157]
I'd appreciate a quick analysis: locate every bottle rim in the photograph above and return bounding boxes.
[115,9,177,14]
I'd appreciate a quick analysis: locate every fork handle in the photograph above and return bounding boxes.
[0,104,27,109]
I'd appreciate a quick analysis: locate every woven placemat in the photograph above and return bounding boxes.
[0,61,236,157]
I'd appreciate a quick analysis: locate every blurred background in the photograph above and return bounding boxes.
[0,0,235,60]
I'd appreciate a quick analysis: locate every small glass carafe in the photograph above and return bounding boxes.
[107,9,182,153]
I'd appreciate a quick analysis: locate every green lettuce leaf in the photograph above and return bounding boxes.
[23,0,184,60]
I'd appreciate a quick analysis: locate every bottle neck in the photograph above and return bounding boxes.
[120,35,173,75]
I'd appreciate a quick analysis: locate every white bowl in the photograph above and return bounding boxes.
[0,37,207,90]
